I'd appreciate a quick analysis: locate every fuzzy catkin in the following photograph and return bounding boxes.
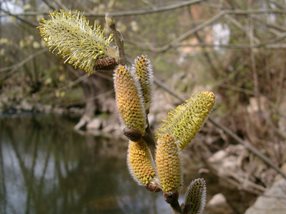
[113,65,146,136]
[38,10,113,73]
[157,91,215,149]
[127,140,156,186]
[183,178,206,214]
[132,55,153,112]
[156,134,181,193]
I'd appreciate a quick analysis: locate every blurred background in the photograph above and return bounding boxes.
[1,0,286,213]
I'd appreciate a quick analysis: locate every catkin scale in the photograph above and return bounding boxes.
[114,65,146,136]
[156,134,181,193]
[132,55,153,112]
[38,10,114,73]
[127,140,156,186]
[94,56,118,70]
[157,91,215,149]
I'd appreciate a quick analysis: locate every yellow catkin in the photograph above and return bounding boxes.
[38,10,113,74]
[157,91,215,149]
[156,134,181,193]
[132,55,153,112]
[127,140,156,186]
[113,65,146,136]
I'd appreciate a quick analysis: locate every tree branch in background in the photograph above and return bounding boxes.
[3,8,286,18]
[0,0,203,18]
[0,49,47,81]
[42,0,56,10]
[0,7,36,27]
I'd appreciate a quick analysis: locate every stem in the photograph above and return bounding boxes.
[164,192,182,214]
[142,120,156,154]
[106,16,183,213]
[106,15,126,65]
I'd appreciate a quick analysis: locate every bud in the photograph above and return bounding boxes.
[94,56,118,70]
[156,134,181,193]
[132,55,153,112]
[183,178,206,214]
[127,140,156,186]
[38,10,115,73]
[157,91,215,149]
[113,65,146,136]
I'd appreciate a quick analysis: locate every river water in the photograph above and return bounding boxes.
[0,115,172,214]
[0,114,256,214]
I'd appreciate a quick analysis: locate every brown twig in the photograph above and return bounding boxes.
[142,120,156,153]
[42,0,56,10]
[105,15,126,65]
[164,192,182,214]
[3,8,286,18]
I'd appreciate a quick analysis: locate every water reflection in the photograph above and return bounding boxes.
[0,115,170,214]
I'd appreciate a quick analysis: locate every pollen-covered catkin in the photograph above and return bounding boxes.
[156,134,181,193]
[127,140,156,186]
[113,65,146,136]
[132,55,153,112]
[157,91,215,149]
[38,10,113,73]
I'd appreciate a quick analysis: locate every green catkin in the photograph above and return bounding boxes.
[38,10,113,73]
[157,91,215,149]
[183,178,206,214]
